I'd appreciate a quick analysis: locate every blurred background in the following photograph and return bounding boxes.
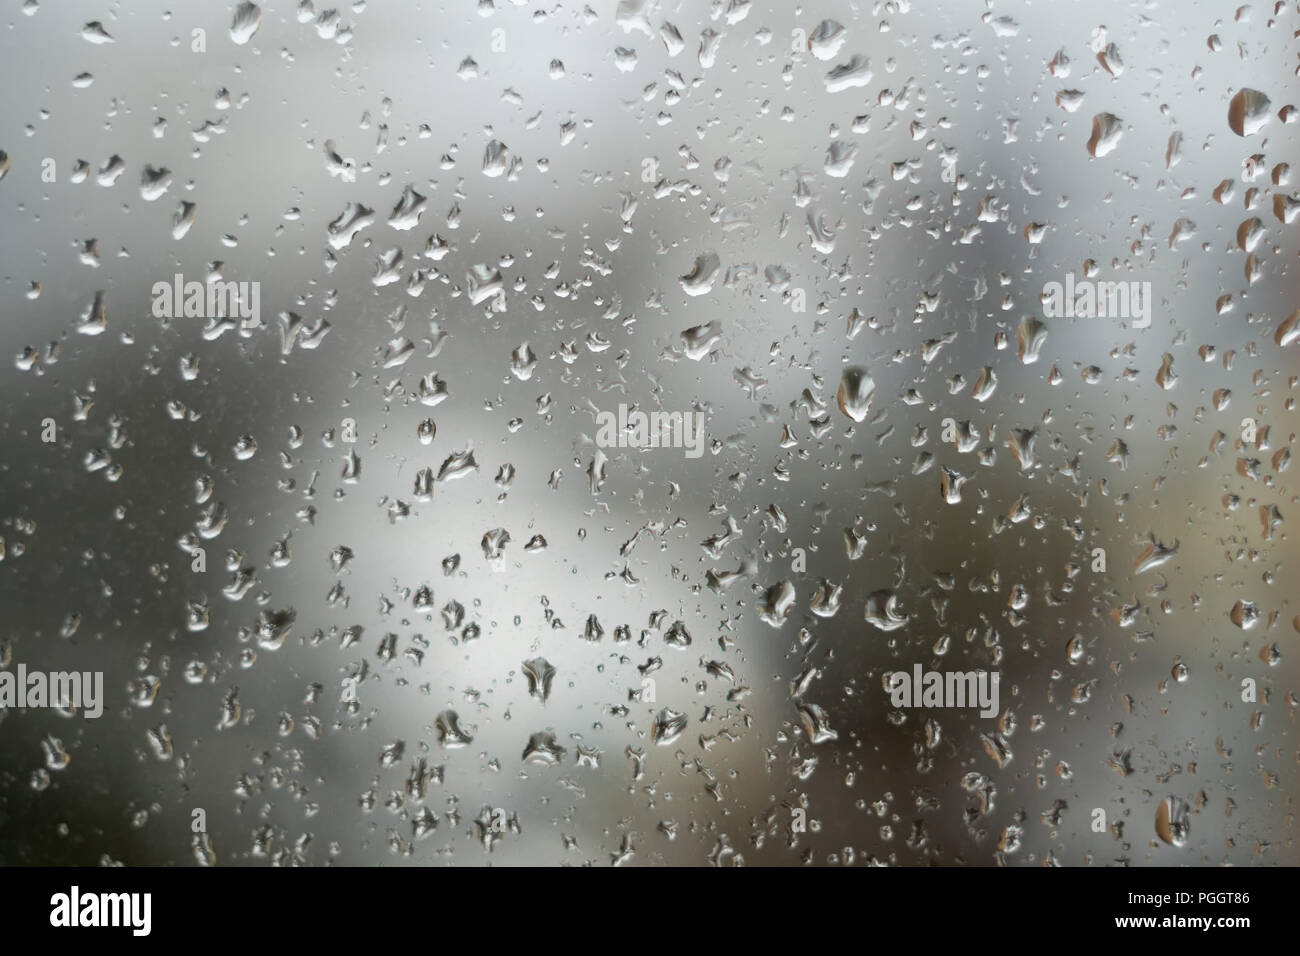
[0,0,1297,865]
